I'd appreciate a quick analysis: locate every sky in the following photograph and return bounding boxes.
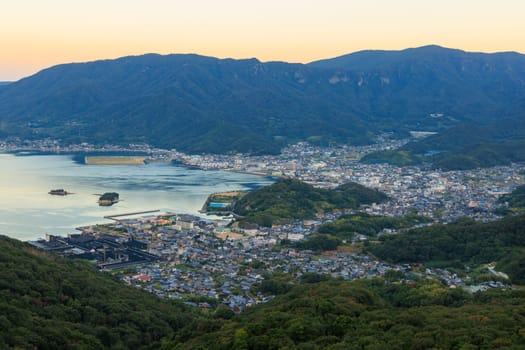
[1,0,525,81]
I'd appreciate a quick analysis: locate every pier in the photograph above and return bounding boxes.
[104,210,160,220]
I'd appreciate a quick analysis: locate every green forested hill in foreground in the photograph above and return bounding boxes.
[2,233,525,349]
[169,278,525,349]
[499,184,525,210]
[0,236,196,349]
[232,179,387,226]
[367,214,525,284]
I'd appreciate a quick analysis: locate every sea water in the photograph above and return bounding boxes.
[0,153,273,240]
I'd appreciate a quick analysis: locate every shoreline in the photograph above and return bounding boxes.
[2,149,276,178]
[1,152,274,242]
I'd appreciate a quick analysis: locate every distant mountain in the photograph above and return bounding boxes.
[309,45,525,123]
[1,46,525,154]
[0,55,370,154]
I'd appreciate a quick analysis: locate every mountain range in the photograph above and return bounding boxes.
[1,45,525,154]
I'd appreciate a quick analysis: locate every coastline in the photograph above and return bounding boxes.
[0,152,274,241]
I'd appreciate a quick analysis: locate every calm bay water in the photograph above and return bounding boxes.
[0,153,273,241]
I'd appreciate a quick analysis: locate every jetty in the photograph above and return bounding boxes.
[104,210,161,220]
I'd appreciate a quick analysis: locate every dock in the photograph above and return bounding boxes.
[104,210,160,220]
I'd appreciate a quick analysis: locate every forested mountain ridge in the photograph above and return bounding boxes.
[1,46,525,154]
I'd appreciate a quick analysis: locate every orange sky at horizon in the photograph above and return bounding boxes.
[1,0,524,81]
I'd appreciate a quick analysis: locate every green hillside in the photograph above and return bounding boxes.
[232,179,387,226]
[362,118,525,170]
[498,185,525,209]
[0,236,195,349]
[2,221,525,349]
[367,214,525,284]
[318,212,432,240]
[168,277,525,349]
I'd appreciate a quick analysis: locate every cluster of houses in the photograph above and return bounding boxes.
[345,163,524,222]
[174,141,525,223]
[16,138,521,312]
[6,138,524,225]
[30,208,511,312]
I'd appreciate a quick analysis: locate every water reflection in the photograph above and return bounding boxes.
[0,154,273,240]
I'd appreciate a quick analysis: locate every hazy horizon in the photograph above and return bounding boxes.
[2,0,525,80]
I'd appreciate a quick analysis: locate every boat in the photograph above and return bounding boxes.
[49,189,69,196]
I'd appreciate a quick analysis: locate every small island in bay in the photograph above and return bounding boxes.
[48,189,70,196]
[98,192,119,206]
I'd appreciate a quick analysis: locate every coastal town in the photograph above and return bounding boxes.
[4,136,523,224]
[30,211,501,312]
[14,136,523,311]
